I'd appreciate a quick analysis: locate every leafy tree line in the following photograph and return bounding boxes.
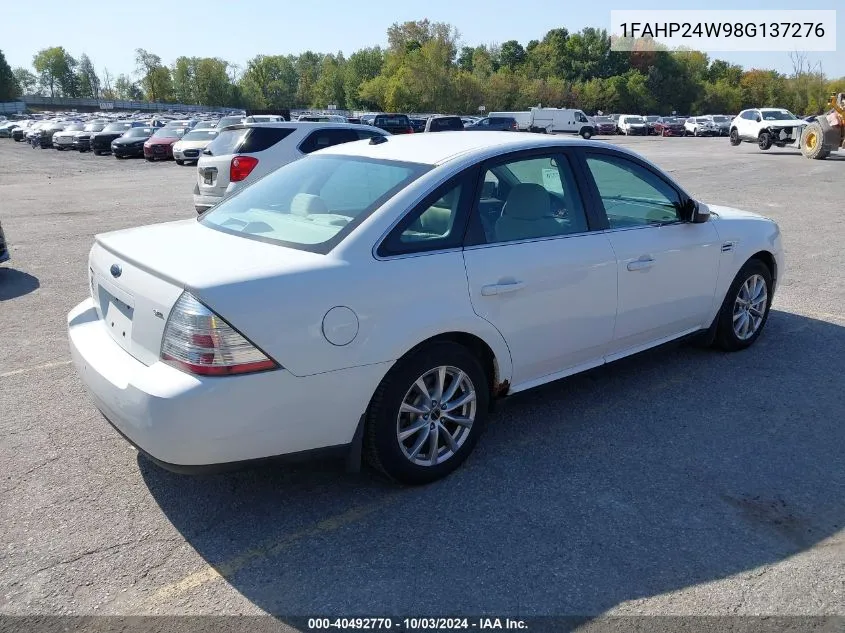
[5,23,845,115]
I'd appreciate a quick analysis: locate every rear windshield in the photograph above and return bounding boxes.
[217,116,244,128]
[124,128,153,137]
[103,122,132,132]
[429,118,463,131]
[153,127,186,138]
[204,127,295,156]
[200,155,430,254]
[182,129,218,141]
[375,115,410,126]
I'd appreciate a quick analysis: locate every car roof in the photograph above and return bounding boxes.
[229,122,375,131]
[317,131,628,166]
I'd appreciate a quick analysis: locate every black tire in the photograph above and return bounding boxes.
[714,259,773,352]
[364,341,491,485]
[757,131,772,150]
[729,128,740,146]
[175,159,185,165]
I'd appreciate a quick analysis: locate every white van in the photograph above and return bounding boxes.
[489,107,596,138]
[616,115,648,135]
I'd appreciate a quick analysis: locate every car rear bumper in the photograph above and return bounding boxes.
[68,298,388,470]
[192,190,223,213]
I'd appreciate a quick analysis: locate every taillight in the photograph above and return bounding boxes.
[160,292,277,376]
[406,127,414,134]
[511,122,518,130]
[230,155,258,182]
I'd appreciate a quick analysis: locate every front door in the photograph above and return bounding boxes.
[582,152,721,357]
[462,151,617,389]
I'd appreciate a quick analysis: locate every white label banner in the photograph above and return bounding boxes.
[610,10,836,52]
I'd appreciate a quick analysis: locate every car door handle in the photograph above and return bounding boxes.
[626,257,655,271]
[481,281,526,296]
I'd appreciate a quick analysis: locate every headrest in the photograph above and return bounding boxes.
[501,183,551,220]
[290,193,328,216]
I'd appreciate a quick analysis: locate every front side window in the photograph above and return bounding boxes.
[585,154,681,228]
[475,154,589,244]
[200,155,429,253]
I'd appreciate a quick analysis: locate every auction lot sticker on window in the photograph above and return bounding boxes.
[610,10,836,52]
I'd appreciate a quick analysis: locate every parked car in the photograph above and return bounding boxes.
[617,115,648,135]
[143,126,188,161]
[410,117,427,133]
[52,122,86,150]
[684,117,719,137]
[372,114,414,135]
[193,122,388,213]
[112,127,156,158]
[35,121,75,149]
[69,132,783,483]
[592,116,617,135]
[461,116,481,128]
[11,120,35,141]
[360,114,377,126]
[347,117,362,125]
[653,117,686,137]
[192,120,217,131]
[91,121,146,155]
[490,108,595,137]
[424,115,465,132]
[729,108,806,150]
[708,115,732,136]
[643,115,661,135]
[0,121,20,138]
[465,117,519,131]
[74,121,107,152]
[172,128,218,165]
[0,218,9,265]
[216,115,245,129]
[244,115,285,123]
[298,115,347,123]
[25,121,52,145]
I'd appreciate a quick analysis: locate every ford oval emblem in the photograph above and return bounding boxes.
[110,264,122,278]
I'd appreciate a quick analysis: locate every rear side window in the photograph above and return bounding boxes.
[355,129,386,141]
[205,127,295,156]
[299,128,360,154]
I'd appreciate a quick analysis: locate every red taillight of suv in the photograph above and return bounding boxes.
[406,127,414,134]
[511,122,518,130]
[230,155,259,182]
[161,292,278,376]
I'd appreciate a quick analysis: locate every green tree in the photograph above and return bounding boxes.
[344,47,384,109]
[313,53,346,108]
[75,54,100,99]
[32,46,77,97]
[12,67,37,95]
[499,40,525,70]
[135,48,172,101]
[239,55,298,110]
[295,51,322,107]
[114,74,143,100]
[0,51,21,100]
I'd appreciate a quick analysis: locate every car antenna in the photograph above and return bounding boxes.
[369,135,388,145]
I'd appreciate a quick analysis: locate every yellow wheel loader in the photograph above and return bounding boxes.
[800,93,845,160]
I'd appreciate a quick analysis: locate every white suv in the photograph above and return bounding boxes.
[729,108,806,150]
[193,122,388,213]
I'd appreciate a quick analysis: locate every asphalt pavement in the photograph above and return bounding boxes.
[0,136,843,622]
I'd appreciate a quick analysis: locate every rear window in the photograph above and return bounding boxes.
[124,128,153,137]
[375,115,410,126]
[200,155,430,254]
[182,129,218,141]
[153,127,186,138]
[429,118,463,131]
[205,127,295,156]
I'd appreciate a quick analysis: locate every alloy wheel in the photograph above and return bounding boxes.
[733,274,768,340]
[396,366,477,467]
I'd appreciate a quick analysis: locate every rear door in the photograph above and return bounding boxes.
[462,150,617,389]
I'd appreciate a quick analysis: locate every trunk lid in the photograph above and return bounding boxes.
[92,220,331,365]
[196,153,233,198]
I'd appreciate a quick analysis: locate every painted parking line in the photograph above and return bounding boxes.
[147,494,400,606]
[0,359,72,379]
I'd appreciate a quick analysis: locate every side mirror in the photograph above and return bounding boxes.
[685,199,710,223]
[756,115,762,122]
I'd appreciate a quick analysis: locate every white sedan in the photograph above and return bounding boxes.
[68,132,784,484]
